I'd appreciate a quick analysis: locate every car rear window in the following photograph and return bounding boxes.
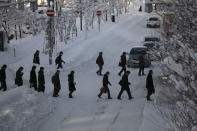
[149,17,159,21]
[145,37,160,42]
[130,48,147,54]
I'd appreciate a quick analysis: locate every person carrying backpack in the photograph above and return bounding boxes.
[55,52,65,69]
[118,52,127,76]
[117,71,133,100]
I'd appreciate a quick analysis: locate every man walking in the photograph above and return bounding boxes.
[146,70,155,101]
[15,66,24,86]
[96,52,104,76]
[117,71,133,100]
[138,53,145,76]
[98,71,112,99]
[29,65,37,91]
[68,70,76,98]
[118,52,127,76]
[38,67,45,93]
[33,50,40,65]
[55,51,65,69]
[52,70,61,97]
[0,65,7,91]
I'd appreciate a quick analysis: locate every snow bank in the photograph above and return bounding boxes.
[0,87,56,131]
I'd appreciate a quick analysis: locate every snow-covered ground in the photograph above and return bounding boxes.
[0,2,167,131]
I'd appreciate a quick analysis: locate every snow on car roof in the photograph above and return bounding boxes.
[131,46,147,49]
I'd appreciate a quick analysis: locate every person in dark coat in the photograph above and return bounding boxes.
[96,52,104,76]
[29,65,37,91]
[55,51,65,69]
[38,67,45,93]
[68,70,76,98]
[138,53,145,76]
[0,65,7,91]
[118,52,127,76]
[52,70,61,97]
[146,70,155,101]
[15,67,24,86]
[98,71,112,99]
[117,71,133,100]
[33,50,40,65]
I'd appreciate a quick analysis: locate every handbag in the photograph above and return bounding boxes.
[100,87,107,93]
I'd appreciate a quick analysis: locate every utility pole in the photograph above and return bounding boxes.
[80,0,83,31]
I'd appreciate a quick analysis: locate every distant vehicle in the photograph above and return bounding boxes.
[127,46,151,68]
[146,17,161,28]
[144,36,160,43]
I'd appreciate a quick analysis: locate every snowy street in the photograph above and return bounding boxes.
[0,5,166,131]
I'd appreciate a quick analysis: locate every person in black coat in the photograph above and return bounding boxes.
[118,52,127,76]
[117,71,133,100]
[0,65,7,91]
[29,65,37,91]
[96,52,104,76]
[38,67,45,93]
[146,70,155,101]
[138,53,145,76]
[68,70,76,98]
[33,50,40,65]
[15,67,24,86]
[98,71,112,99]
[55,52,65,69]
[52,70,61,97]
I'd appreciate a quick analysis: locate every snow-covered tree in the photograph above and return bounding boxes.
[156,0,197,130]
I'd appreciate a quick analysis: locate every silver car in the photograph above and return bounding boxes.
[147,17,161,28]
[127,46,151,68]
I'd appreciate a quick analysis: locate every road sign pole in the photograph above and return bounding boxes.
[96,10,102,32]
[98,16,101,32]
[46,9,55,65]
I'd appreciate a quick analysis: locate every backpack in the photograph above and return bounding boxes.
[55,56,59,65]
[51,75,55,83]
[119,79,123,86]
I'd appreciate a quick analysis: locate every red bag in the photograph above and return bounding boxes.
[100,87,107,93]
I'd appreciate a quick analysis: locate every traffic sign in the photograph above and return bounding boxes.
[46,9,55,17]
[96,10,102,16]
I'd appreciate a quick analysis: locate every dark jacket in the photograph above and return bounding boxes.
[38,70,45,85]
[0,68,6,82]
[139,55,144,68]
[96,55,104,66]
[120,54,127,66]
[53,73,61,88]
[121,74,130,88]
[33,52,40,64]
[146,73,155,93]
[30,69,37,83]
[68,73,76,91]
[103,74,111,87]
[55,55,65,65]
[15,69,23,86]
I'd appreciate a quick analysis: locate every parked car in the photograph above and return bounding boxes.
[146,17,161,28]
[143,41,160,49]
[127,46,151,68]
[144,36,160,43]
